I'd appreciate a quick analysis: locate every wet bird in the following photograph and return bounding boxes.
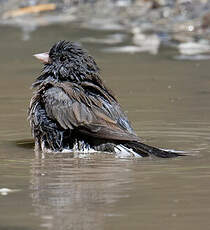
[29,40,180,158]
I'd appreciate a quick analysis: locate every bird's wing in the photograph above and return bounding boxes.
[42,81,140,142]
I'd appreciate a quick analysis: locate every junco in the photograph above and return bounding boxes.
[29,40,181,157]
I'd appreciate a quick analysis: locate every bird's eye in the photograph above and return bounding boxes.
[60,56,66,62]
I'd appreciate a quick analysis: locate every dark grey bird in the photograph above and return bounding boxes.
[29,40,181,158]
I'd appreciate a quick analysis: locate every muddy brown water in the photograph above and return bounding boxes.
[1,23,210,230]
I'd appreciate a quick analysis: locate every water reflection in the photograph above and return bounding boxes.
[30,155,134,230]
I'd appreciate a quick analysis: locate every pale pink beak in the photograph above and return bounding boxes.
[33,52,50,64]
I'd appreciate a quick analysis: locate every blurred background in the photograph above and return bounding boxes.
[1,1,210,230]
[2,0,210,56]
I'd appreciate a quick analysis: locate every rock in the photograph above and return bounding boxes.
[178,40,210,55]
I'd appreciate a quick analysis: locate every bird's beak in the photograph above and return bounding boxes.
[33,52,51,64]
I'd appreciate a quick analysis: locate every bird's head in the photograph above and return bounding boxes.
[34,40,100,83]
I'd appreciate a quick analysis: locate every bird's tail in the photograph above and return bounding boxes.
[123,141,183,158]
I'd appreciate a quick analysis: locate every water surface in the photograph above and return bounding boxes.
[1,23,210,230]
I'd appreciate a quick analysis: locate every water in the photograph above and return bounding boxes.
[1,23,210,230]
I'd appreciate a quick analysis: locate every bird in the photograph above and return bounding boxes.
[28,40,181,158]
